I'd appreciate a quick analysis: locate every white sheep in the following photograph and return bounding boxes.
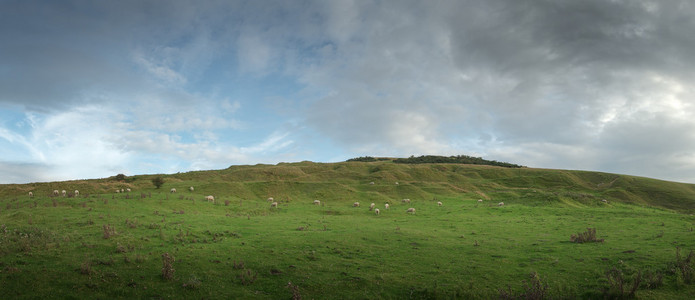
[170,188,177,193]
[75,190,80,196]
[121,188,125,193]
[437,201,442,206]
[369,181,375,185]
[402,198,411,203]
[406,207,416,214]
[126,188,131,193]
[385,203,390,210]
[189,186,194,192]
[61,190,66,196]
[601,199,609,204]
[375,208,380,215]
[205,195,214,202]
[353,202,360,207]
[116,189,121,193]
[28,192,34,197]
[395,182,399,185]
[498,202,505,206]
[313,200,321,205]
[369,203,376,210]
[271,202,278,208]
[267,197,274,202]
[53,190,59,196]
[477,199,483,203]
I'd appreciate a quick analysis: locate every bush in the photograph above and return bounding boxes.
[570,228,604,243]
[151,177,165,189]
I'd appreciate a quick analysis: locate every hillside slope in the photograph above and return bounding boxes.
[2,161,694,213]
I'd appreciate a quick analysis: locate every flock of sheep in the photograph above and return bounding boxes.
[27,184,508,213]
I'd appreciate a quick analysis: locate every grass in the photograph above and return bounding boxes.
[0,161,694,298]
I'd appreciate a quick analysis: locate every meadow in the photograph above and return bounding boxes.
[1,161,694,299]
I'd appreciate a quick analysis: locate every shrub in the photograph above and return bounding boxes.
[151,177,165,189]
[499,272,548,300]
[674,247,695,284]
[102,225,116,239]
[602,267,641,298]
[570,228,603,243]
[239,268,257,285]
[161,253,175,280]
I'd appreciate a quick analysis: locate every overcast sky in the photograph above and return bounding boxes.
[1,0,695,184]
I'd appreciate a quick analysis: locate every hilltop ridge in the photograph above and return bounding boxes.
[1,160,694,213]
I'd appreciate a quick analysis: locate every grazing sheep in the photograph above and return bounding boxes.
[498,202,505,206]
[126,188,131,193]
[189,186,194,192]
[601,199,608,203]
[375,208,380,215]
[477,199,483,203]
[267,197,274,202]
[369,181,375,185]
[170,188,177,193]
[28,192,33,197]
[116,189,121,193]
[353,202,360,207]
[313,200,321,205]
[395,182,399,185]
[121,188,125,193]
[75,190,80,196]
[402,198,411,203]
[385,203,390,210]
[205,195,214,202]
[53,190,59,196]
[271,202,278,208]
[61,190,66,196]
[437,201,442,206]
[369,203,376,210]
[406,208,416,214]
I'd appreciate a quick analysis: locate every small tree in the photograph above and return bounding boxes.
[152,177,165,189]
[114,173,126,181]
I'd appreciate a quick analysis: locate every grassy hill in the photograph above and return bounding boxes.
[1,161,695,298]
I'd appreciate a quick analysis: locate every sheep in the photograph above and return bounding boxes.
[121,188,125,193]
[170,188,177,193]
[313,200,321,205]
[53,190,59,196]
[477,199,483,203]
[498,202,505,206]
[395,182,399,185]
[369,181,375,185]
[402,198,411,203]
[375,208,380,215]
[126,188,131,193]
[116,189,121,193]
[61,190,66,197]
[385,203,390,210]
[353,202,360,207]
[270,202,278,208]
[189,186,194,192]
[601,199,609,204]
[28,191,33,197]
[369,203,376,210]
[205,195,214,203]
[75,190,80,196]
[437,201,442,206]
[406,207,416,214]
[267,197,274,202]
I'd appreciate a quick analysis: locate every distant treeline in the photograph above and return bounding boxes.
[393,155,524,168]
[345,156,392,162]
[346,155,523,168]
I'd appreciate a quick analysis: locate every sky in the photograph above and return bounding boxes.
[1,0,695,184]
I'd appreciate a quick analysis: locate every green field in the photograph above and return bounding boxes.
[1,161,695,299]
